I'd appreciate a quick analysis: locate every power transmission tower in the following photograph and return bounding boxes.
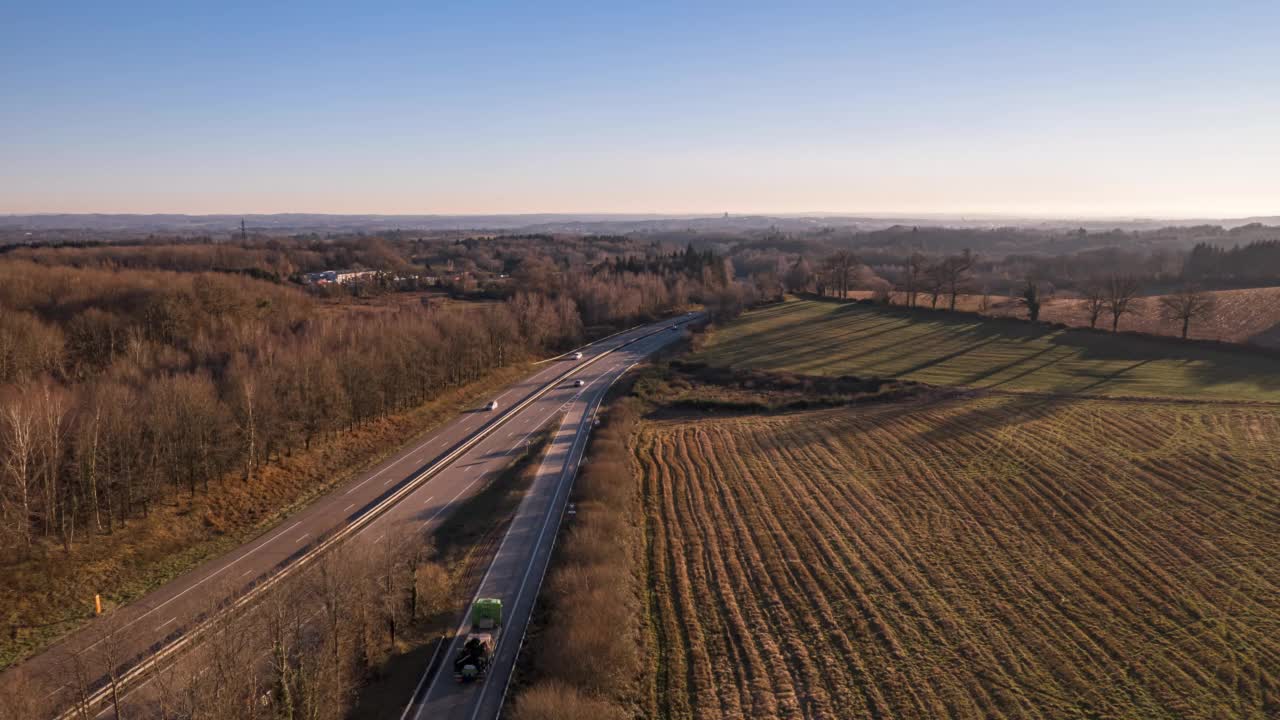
[240,218,247,241]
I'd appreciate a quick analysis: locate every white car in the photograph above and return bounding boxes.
[571,351,583,360]
[573,379,585,388]
[485,400,498,411]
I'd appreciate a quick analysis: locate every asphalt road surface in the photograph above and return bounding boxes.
[399,320,684,720]
[2,314,696,719]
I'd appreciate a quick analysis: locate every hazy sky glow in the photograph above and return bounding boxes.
[3,1,1278,217]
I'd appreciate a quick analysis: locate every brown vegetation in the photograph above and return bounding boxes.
[1158,287,1217,339]
[836,285,1280,348]
[0,236,752,668]
[507,400,645,720]
[1016,286,1280,346]
[346,428,553,720]
[634,394,1279,719]
[0,364,527,672]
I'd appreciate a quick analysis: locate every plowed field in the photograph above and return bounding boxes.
[637,396,1280,719]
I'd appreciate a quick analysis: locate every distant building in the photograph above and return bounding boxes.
[304,269,378,285]
[336,270,376,284]
[304,270,337,284]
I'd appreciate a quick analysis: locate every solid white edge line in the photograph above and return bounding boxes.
[485,351,655,719]
[406,345,649,719]
[420,337,660,720]
[47,317,691,720]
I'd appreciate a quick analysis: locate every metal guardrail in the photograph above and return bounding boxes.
[56,316,693,720]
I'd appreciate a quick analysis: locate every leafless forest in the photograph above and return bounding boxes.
[0,233,754,671]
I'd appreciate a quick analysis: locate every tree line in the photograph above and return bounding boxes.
[1183,240,1280,284]
[789,250,1218,340]
[0,254,740,559]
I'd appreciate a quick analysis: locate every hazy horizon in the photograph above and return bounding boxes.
[5,1,1278,217]
[5,209,1280,223]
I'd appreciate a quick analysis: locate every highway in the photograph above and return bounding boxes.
[399,319,682,720]
[1,314,695,719]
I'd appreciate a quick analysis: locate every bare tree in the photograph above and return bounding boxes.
[942,249,976,311]
[783,256,812,294]
[823,251,857,299]
[1079,284,1107,329]
[1159,286,1216,339]
[77,398,104,535]
[33,382,69,548]
[97,614,128,720]
[903,253,928,308]
[64,645,96,720]
[0,390,37,550]
[198,587,262,720]
[264,579,302,720]
[227,359,261,483]
[1103,274,1144,332]
[377,532,410,650]
[148,657,184,720]
[926,262,946,309]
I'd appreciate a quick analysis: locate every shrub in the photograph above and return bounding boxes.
[508,679,630,720]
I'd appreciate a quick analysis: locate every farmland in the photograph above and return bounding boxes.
[840,286,1280,349]
[636,395,1280,719]
[694,299,1280,402]
[988,286,1280,348]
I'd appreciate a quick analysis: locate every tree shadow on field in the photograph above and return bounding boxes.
[780,320,943,374]
[885,335,1002,378]
[915,393,1077,446]
[1246,319,1280,351]
[785,324,960,374]
[1049,329,1280,396]
[832,314,1040,381]
[707,304,899,368]
[977,346,1068,389]
[724,301,1280,399]
[742,316,905,370]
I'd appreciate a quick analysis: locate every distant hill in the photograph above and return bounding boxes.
[2,212,1277,235]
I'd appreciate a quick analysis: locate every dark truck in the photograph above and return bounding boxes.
[453,598,502,682]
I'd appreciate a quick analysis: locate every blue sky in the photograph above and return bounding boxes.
[3,1,1278,216]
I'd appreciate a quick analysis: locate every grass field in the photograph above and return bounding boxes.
[843,286,1280,349]
[636,396,1280,719]
[694,299,1280,402]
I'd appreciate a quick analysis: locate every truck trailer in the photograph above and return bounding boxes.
[453,598,502,682]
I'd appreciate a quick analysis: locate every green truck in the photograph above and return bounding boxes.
[453,598,502,682]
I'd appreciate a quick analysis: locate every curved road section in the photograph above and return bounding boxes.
[400,321,684,720]
[3,314,695,719]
